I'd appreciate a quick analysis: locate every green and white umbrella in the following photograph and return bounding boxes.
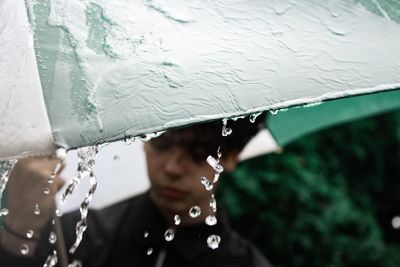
[1,0,400,160]
[239,89,400,159]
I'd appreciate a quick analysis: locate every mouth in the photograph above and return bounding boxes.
[156,187,186,199]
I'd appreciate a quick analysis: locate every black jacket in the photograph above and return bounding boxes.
[0,192,273,267]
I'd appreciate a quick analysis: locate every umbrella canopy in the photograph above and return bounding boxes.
[1,0,400,160]
[268,89,400,147]
[232,88,400,159]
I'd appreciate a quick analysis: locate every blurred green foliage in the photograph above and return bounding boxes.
[218,111,400,267]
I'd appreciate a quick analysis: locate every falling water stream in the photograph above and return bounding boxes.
[65,145,101,254]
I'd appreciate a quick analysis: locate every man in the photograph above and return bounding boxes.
[0,116,273,267]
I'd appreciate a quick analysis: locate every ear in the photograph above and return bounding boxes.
[221,151,240,173]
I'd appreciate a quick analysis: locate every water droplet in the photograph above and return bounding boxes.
[43,250,58,267]
[113,155,120,161]
[221,119,232,136]
[20,244,29,255]
[269,109,278,116]
[213,173,220,183]
[0,208,9,217]
[392,216,400,229]
[49,231,57,244]
[201,177,214,191]
[48,174,56,184]
[210,195,217,213]
[174,215,181,225]
[206,156,224,174]
[230,115,245,121]
[139,131,166,142]
[207,235,221,249]
[124,137,136,145]
[34,203,40,215]
[26,230,34,239]
[55,209,63,217]
[68,260,82,267]
[56,148,67,161]
[147,247,153,255]
[144,231,149,238]
[189,206,201,218]
[249,112,262,123]
[44,187,50,195]
[217,147,222,159]
[164,228,175,241]
[205,215,217,226]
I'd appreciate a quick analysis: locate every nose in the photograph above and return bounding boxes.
[164,148,187,178]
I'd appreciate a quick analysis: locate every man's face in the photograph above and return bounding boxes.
[143,142,216,217]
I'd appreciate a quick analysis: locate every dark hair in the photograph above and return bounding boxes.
[149,113,266,161]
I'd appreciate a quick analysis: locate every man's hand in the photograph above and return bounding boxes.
[1,157,65,256]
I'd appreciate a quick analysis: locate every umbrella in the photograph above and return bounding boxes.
[1,0,400,160]
[240,88,400,159]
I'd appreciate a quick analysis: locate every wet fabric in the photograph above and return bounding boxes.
[0,192,272,267]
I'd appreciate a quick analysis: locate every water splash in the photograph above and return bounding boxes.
[249,112,262,123]
[221,119,232,137]
[0,159,17,208]
[43,250,58,267]
[174,214,181,225]
[189,206,201,218]
[207,235,221,249]
[68,146,101,254]
[164,228,175,241]
[61,146,100,205]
